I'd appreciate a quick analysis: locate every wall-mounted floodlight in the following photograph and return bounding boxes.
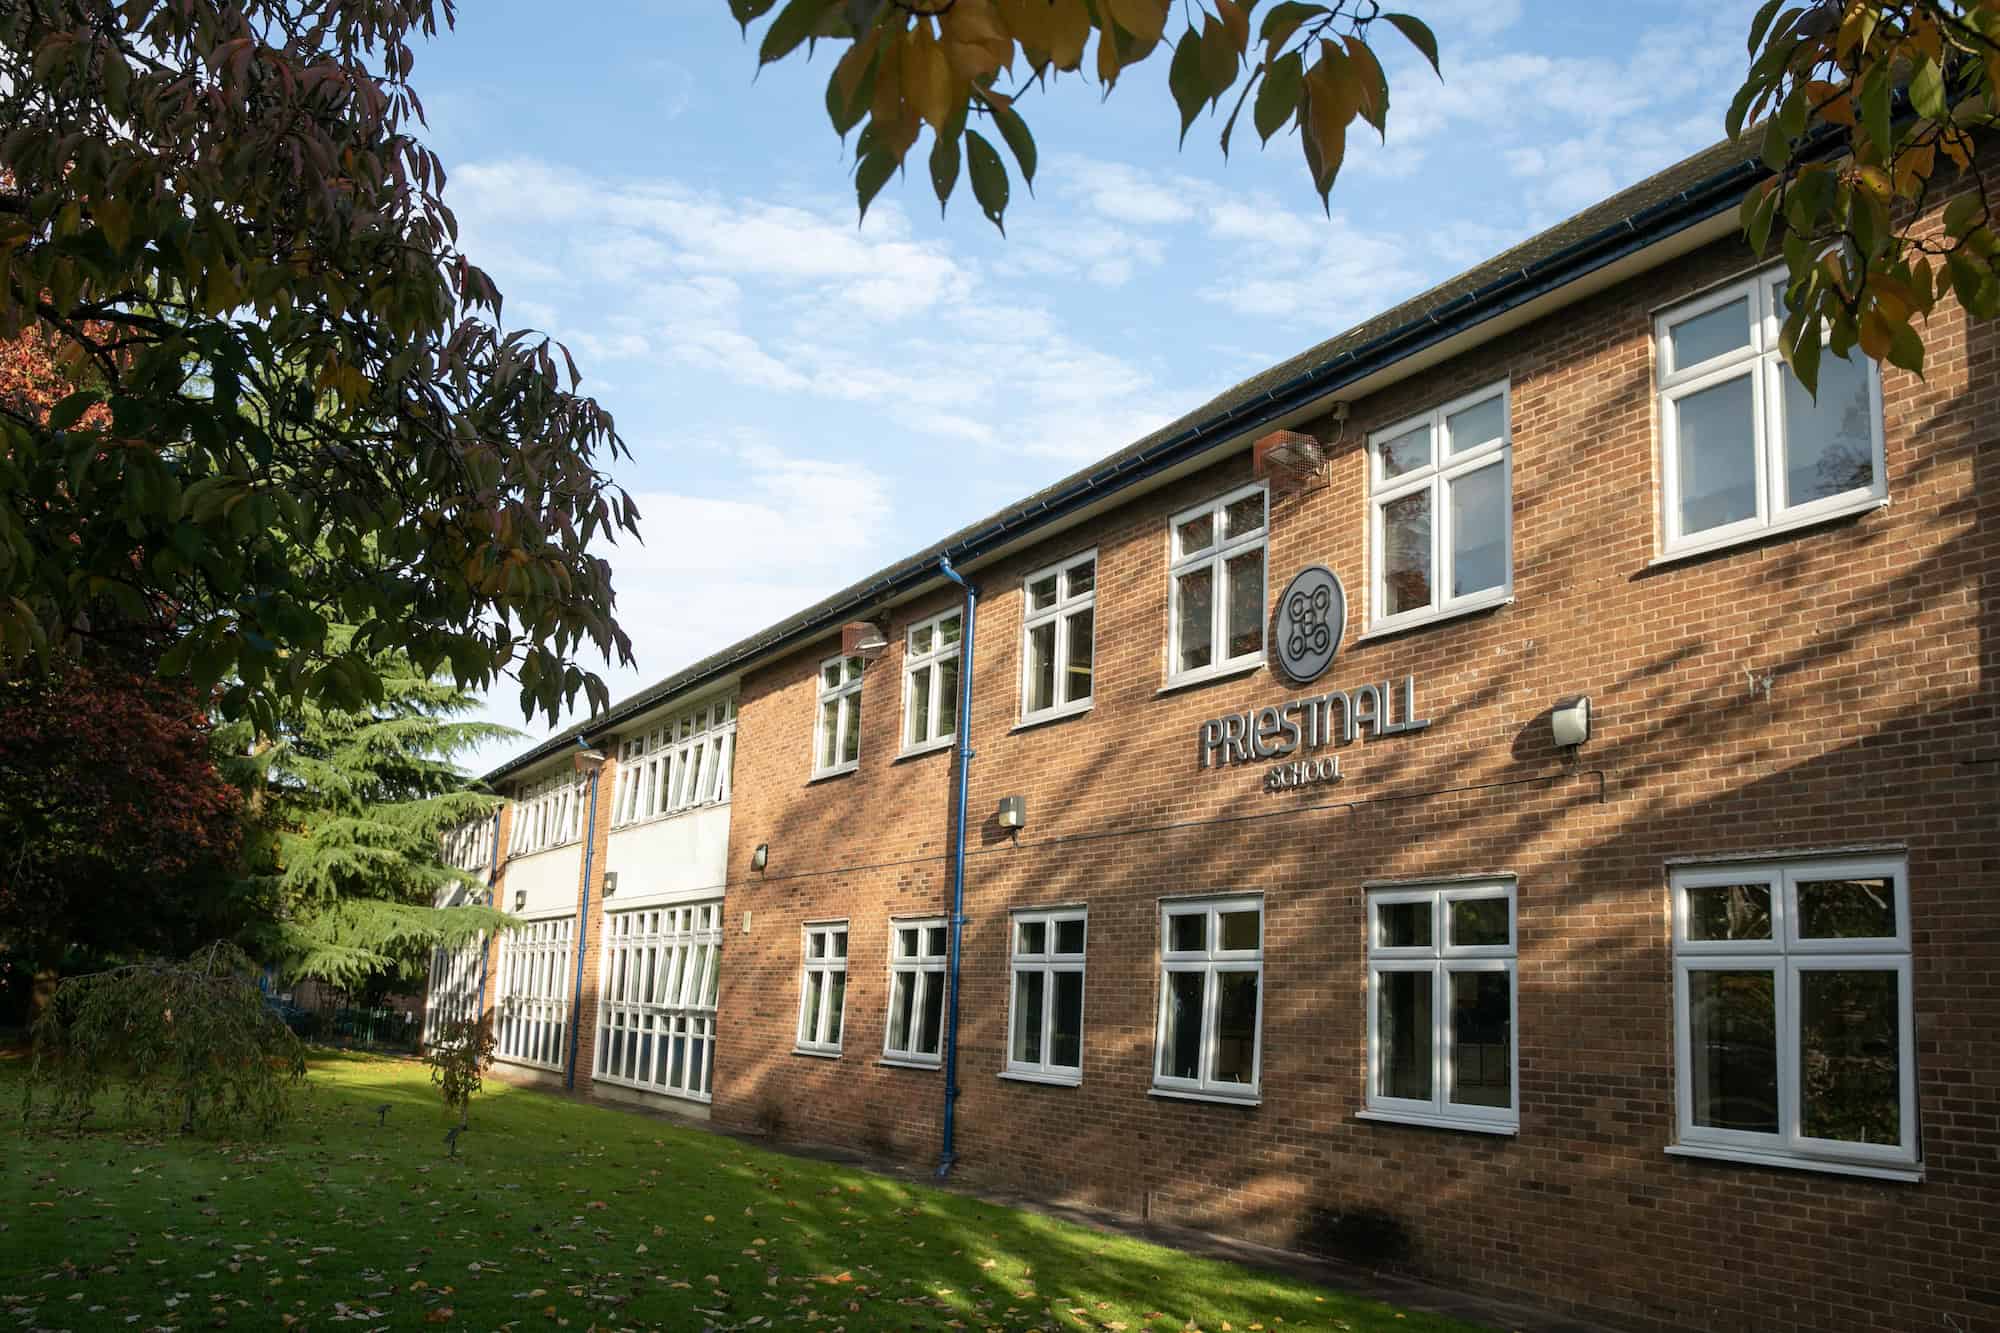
[751,843,769,872]
[1551,696,1591,748]
[573,745,607,772]
[840,620,889,662]
[602,871,618,897]
[513,889,527,911]
[997,796,1027,829]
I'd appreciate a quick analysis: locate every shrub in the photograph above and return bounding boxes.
[424,1016,496,1128]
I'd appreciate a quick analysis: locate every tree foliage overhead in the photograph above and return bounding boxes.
[0,0,639,732]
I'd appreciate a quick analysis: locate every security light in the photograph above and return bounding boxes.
[997,795,1027,829]
[1551,695,1591,748]
[601,871,618,897]
[751,843,769,872]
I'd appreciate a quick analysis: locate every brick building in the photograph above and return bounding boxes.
[433,135,1999,1332]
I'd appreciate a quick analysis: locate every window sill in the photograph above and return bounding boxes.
[893,736,956,763]
[877,1056,941,1071]
[999,1068,1082,1088]
[807,763,859,785]
[1357,592,1512,643]
[1649,494,1889,569]
[1664,1143,1921,1183]
[1148,1085,1260,1108]
[1355,1109,1518,1137]
[1012,702,1093,733]
[790,1046,842,1060]
[1157,657,1265,698]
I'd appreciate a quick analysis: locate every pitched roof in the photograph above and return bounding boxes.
[486,130,1765,783]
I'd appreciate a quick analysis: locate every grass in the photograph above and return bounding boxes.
[0,1051,1484,1331]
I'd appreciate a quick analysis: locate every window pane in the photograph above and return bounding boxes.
[1450,463,1507,598]
[910,623,933,654]
[843,655,863,681]
[1065,558,1095,596]
[1377,971,1432,1100]
[1028,619,1059,710]
[1063,607,1094,704]
[1218,908,1260,952]
[1225,550,1264,659]
[839,696,860,764]
[1176,512,1214,556]
[1017,919,1046,955]
[909,664,932,742]
[1055,917,1085,955]
[918,973,945,1055]
[1377,901,1432,949]
[1675,375,1757,535]
[1669,296,1751,370]
[1382,489,1433,616]
[1687,969,1778,1132]
[1161,971,1205,1080]
[825,970,846,1042]
[1213,971,1258,1084]
[802,971,823,1043]
[808,931,826,959]
[1446,394,1505,454]
[898,927,918,957]
[1223,491,1264,538]
[1013,970,1045,1064]
[1799,968,1901,1145]
[819,699,839,770]
[1168,912,1205,953]
[1052,971,1083,1069]
[1448,897,1508,948]
[1780,354,1875,508]
[1796,876,1897,940]
[1175,565,1214,673]
[1028,573,1059,612]
[1379,423,1432,478]
[936,655,959,736]
[821,661,841,689]
[938,614,961,647]
[1684,883,1772,942]
[1448,971,1511,1108]
[926,925,947,956]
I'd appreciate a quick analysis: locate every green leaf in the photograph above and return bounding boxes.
[929,131,960,216]
[966,129,1010,233]
[855,148,897,224]
[1381,11,1439,77]
[1781,307,1822,397]
[989,103,1038,190]
[1740,180,1780,255]
[46,389,101,433]
[1170,27,1205,145]
[759,0,830,66]
[1859,63,1892,158]
[730,0,779,33]
[1943,193,1982,240]
[1258,2,1326,52]
[1255,50,1304,143]
[1884,318,1925,375]
[1746,0,1785,55]
[1199,15,1238,107]
[1909,56,1946,122]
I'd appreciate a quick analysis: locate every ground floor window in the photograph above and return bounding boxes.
[1007,907,1086,1083]
[1365,881,1517,1132]
[594,901,721,1101]
[1672,854,1916,1172]
[422,936,486,1046]
[796,922,848,1055]
[882,918,948,1066]
[1154,895,1262,1100]
[495,915,574,1071]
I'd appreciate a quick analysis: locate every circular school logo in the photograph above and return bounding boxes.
[1274,565,1346,684]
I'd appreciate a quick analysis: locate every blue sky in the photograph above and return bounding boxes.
[415,0,1764,770]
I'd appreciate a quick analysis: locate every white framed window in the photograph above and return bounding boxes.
[1020,551,1097,722]
[494,915,574,1071]
[1364,882,1518,1133]
[594,901,721,1102]
[901,609,962,754]
[1671,855,1916,1175]
[508,772,589,857]
[1006,908,1086,1084]
[882,918,948,1066]
[1368,381,1512,631]
[795,921,849,1055]
[1167,483,1267,686]
[1153,894,1263,1101]
[441,817,494,872]
[422,936,486,1046]
[813,655,864,778]
[612,697,736,829]
[1655,269,1886,557]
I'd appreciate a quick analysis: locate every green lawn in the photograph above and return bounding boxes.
[0,1051,1484,1331]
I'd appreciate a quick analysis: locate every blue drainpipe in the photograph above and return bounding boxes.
[935,556,977,1178]
[566,740,604,1091]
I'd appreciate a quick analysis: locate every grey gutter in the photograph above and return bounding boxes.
[486,151,1765,785]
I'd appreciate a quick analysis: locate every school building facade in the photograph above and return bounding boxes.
[427,135,1999,1332]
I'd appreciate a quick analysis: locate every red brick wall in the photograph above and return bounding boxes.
[713,222,2000,1333]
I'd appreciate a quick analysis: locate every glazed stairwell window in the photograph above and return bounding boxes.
[1364,882,1518,1133]
[1167,483,1267,686]
[1153,895,1263,1102]
[813,655,863,778]
[1020,551,1097,723]
[612,697,736,828]
[882,918,948,1067]
[1670,855,1917,1178]
[494,915,573,1072]
[795,922,849,1055]
[1006,908,1086,1084]
[1368,381,1512,632]
[902,610,962,755]
[508,773,588,857]
[1655,270,1886,558]
[594,902,721,1102]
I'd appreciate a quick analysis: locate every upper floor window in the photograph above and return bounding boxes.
[1369,381,1511,631]
[1671,855,1916,1176]
[441,817,494,872]
[902,610,962,754]
[612,697,736,828]
[882,918,948,1067]
[1655,271,1885,557]
[1168,483,1266,686]
[813,655,863,778]
[509,772,588,857]
[1021,551,1096,723]
[1154,894,1263,1101]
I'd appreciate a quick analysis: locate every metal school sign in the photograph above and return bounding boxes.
[1198,564,1428,792]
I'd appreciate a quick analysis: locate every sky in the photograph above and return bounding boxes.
[413,0,1767,773]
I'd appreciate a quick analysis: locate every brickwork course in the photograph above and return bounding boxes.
[451,139,2000,1333]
